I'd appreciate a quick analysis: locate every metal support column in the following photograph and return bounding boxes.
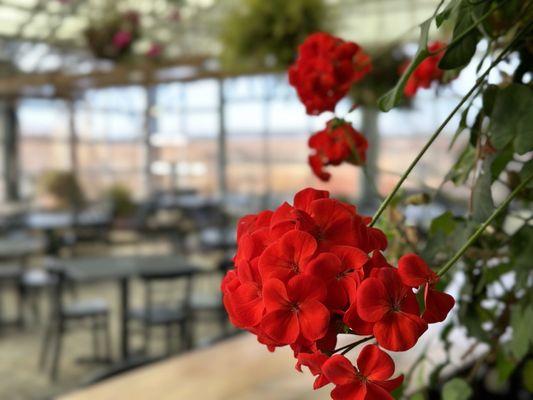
[217,78,227,204]
[67,98,78,178]
[143,85,157,198]
[1,98,19,201]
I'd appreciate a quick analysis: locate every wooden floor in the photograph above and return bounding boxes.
[59,333,330,400]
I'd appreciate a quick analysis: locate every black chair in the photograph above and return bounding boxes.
[0,266,24,333]
[128,269,194,357]
[189,259,233,346]
[39,266,112,381]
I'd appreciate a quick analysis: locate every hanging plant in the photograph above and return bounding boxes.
[85,10,140,61]
[38,170,85,210]
[220,0,328,71]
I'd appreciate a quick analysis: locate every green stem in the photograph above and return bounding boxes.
[369,29,526,227]
[437,173,533,277]
[332,336,374,355]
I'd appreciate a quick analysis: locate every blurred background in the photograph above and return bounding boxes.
[0,0,488,399]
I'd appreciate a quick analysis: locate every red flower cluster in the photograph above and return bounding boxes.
[222,188,455,400]
[308,118,368,181]
[403,41,447,97]
[289,32,372,115]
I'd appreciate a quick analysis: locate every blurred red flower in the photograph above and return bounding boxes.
[308,118,368,182]
[402,41,448,97]
[289,32,372,115]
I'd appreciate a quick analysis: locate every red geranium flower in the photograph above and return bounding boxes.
[258,230,317,281]
[398,253,455,323]
[308,118,368,182]
[322,344,404,400]
[357,267,427,351]
[296,351,330,389]
[289,32,372,115]
[403,41,448,97]
[261,275,330,344]
[306,246,368,310]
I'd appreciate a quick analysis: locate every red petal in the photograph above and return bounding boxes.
[357,278,390,322]
[293,188,329,213]
[356,344,394,381]
[375,374,404,392]
[262,278,290,312]
[423,288,455,323]
[343,300,374,335]
[365,382,395,400]
[261,309,299,344]
[288,275,327,303]
[298,299,330,341]
[321,354,357,386]
[258,230,317,281]
[331,382,367,400]
[331,245,368,274]
[305,252,342,282]
[373,312,427,351]
[398,253,437,287]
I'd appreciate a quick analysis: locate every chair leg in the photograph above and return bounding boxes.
[38,322,54,371]
[180,320,190,351]
[165,323,173,355]
[91,316,100,360]
[102,314,112,362]
[143,321,152,355]
[50,324,64,381]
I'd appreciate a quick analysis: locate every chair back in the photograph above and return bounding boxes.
[139,269,195,313]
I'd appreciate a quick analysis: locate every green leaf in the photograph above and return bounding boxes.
[482,84,498,115]
[496,349,517,382]
[490,84,533,154]
[449,106,470,150]
[523,360,533,393]
[472,161,495,222]
[436,0,460,27]
[409,393,425,400]
[490,144,514,181]
[430,211,457,235]
[447,145,476,185]
[378,18,432,111]
[439,1,481,70]
[510,304,533,360]
[519,159,533,188]
[442,378,472,400]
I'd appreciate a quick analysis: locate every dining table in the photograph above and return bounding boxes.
[58,333,329,400]
[55,254,199,361]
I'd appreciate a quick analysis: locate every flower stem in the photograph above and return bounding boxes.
[333,336,374,355]
[369,28,528,227]
[437,173,533,277]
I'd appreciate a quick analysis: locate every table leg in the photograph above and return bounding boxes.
[119,277,130,360]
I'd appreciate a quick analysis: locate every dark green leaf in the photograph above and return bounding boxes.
[439,1,481,70]
[442,378,473,400]
[472,160,494,222]
[523,360,533,393]
[482,84,498,115]
[490,84,533,154]
[490,144,514,181]
[519,159,533,188]
[469,111,483,147]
